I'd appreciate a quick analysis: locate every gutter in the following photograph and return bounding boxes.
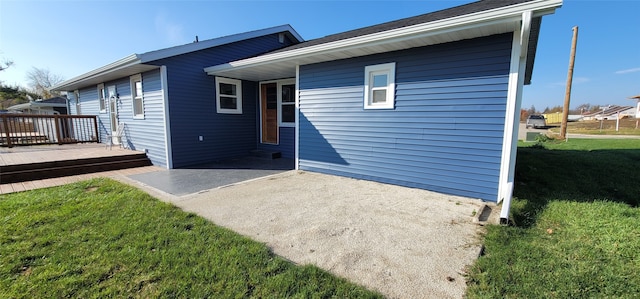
[50,54,141,91]
[205,0,561,75]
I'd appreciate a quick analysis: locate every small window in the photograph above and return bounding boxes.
[216,77,242,114]
[130,74,144,119]
[97,83,106,112]
[280,83,295,125]
[364,62,395,109]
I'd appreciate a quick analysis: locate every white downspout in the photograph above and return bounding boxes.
[499,11,531,224]
[294,64,300,170]
[160,65,173,169]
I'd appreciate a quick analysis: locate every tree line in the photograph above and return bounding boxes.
[0,57,64,109]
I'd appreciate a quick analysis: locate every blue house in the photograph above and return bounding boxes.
[53,0,562,214]
[52,25,304,168]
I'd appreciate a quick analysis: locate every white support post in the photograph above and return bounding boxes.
[294,64,300,170]
[499,11,531,224]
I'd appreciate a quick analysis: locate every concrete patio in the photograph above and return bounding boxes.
[120,170,491,299]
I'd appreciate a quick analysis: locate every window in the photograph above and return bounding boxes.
[97,83,106,112]
[364,62,395,109]
[280,82,295,126]
[130,74,144,118]
[216,77,242,114]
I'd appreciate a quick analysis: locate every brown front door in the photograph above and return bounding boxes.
[261,83,278,144]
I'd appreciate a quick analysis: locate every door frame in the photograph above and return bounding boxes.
[107,85,119,145]
[259,78,296,145]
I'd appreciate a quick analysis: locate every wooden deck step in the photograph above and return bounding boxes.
[0,153,152,184]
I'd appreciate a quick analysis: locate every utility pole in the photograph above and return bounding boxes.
[560,26,579,140]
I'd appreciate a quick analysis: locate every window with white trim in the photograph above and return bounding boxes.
[364,62,396,109]
[280,81,295,126]
[216,77,242,114]
[97,83,106,113]
[130,74,144,119]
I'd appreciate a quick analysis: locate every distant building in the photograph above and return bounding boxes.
[7,97,68,115]
[581,105,634,121]
[630,95,640,118]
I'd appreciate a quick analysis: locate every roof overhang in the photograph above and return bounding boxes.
[205,0,561,82]
[52,24,304,92]
[7,101,68,110]
[51,55,159,91]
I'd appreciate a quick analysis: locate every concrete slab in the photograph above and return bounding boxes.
[125,170,488,299]
[127,157,293,196]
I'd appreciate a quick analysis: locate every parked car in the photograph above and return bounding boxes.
[526,114,546,129]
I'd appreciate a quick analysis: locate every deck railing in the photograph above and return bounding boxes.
[0,114,99,147]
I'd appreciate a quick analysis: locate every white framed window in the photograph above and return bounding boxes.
[215,77,242,114]
[279,79,296,127]
[130,74,144,119]
[97,83,106,113]
[364,62,396,109]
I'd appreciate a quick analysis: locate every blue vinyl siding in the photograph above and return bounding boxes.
[119,70,167,167]
[298,33,512,202]
[148,33,292,168]
[75,86,105,139]
[256,127,295,158]
[74,69,168,167]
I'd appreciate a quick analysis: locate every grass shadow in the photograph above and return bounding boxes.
[512,142,640,227]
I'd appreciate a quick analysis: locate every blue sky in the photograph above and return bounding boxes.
[1,0,638,111]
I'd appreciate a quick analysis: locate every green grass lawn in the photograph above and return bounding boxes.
[0,178,381,298]
[466,139,640,298]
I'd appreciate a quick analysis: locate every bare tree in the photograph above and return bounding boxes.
[0,59,13,71]
[26,67,64,99]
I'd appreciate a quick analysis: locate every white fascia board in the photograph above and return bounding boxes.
[51,54,141,91]
[205,0,561,75]
[141,24,304,63]
[52,25,304,92]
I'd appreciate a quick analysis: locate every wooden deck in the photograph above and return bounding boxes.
[0,143,163,194]
[0,143,136,166]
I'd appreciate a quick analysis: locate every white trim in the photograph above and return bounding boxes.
[130,74,144,119]
[295,65,300,170]
[499,12,531,223]
[160,66,173,169]
[106,85,118,144]
[204,0,561,76]
[277,79,296,127]
[215,77,243,114]
[520,11,532,58]
[364,62,395,110]
[52,55,140,91]
[97,83,106,113]
[142,25,303,62]
[52,25,303,92]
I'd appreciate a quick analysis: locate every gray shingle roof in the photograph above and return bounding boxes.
[271,0,542,84]
[272,0,533,53]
